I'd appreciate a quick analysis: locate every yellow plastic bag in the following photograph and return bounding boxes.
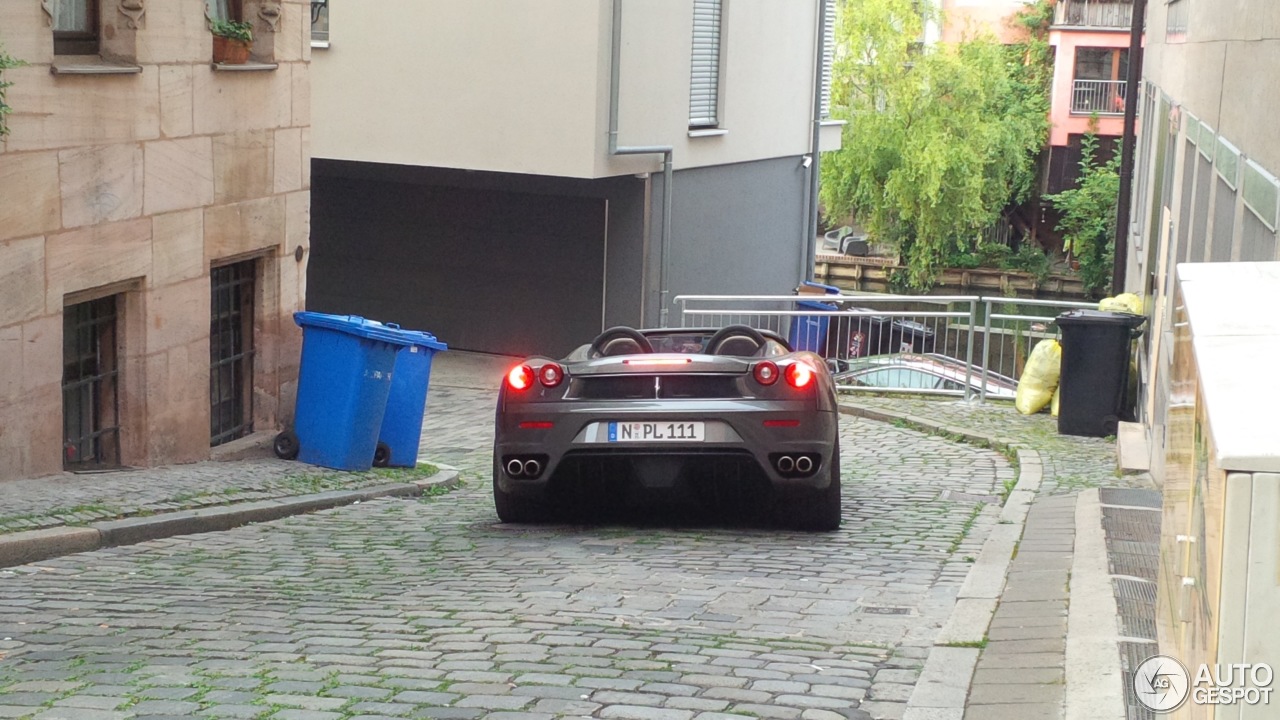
[1051,385,1061,417]
[1099,292,1143,315]
[1015,339,1062,415]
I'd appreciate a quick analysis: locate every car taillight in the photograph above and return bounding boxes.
[753,361,780,386]
[785,361,815,389]
[506,364,534,391]
[538,363,564,388]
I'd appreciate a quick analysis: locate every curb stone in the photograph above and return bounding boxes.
[0,470,459,569]
[837,402,1038,720]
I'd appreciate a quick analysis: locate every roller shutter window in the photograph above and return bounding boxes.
[821,0,835,118]
[690,0,723,128]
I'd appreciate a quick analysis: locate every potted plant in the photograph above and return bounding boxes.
[211,19,253,64]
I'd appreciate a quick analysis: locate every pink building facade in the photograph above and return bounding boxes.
[939,0,1031,44]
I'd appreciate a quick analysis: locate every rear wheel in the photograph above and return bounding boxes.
[492,467,551,524]
[787,441,841,531]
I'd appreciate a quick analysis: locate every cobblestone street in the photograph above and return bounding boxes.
[0,355,1014,720]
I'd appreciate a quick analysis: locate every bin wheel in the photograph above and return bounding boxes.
[373,442,391,468]
[273,431,299,460]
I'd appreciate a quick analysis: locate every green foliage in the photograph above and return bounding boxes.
[1047,132,1121,296]
[821,0,1051,291]
[210,19,253,43]
[947,243,1051,281]
[0,42,27,138]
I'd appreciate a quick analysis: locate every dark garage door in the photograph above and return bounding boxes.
[308,175,606,358]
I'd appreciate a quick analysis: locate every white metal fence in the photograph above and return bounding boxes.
[674,293,1099,402]
[1072,79,1127,115]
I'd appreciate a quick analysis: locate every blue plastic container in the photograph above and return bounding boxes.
[376,329,448,468]
[788,281,842,353]
[290,312,412,471]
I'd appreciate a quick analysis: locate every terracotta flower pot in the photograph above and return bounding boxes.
[212,35,251,64]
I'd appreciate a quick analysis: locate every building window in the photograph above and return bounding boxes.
[1071,47,1128,115]
[206,0,243,22]
[820,0,835,119]
[53,0,99,55]
[1166,0,1188,39]
[311,0,329,45]
[62,295,121,469]
[210,261,256,447]
[689,0,723,128]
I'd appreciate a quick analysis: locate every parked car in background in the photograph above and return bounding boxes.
[827,353,1018,399]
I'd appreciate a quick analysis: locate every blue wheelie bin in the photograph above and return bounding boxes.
[375,329,448,468]
[275,312,412,471]
[789,281,842,354]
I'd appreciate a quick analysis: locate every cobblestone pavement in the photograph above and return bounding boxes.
[844,395,1153,495]
[0,354,1013,720]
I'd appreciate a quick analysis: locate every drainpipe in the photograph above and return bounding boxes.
[610,0,675,327]
[1112,0,1147,294]
[804,0,829,282]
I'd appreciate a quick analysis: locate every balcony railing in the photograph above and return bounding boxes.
[1054,0,1134,28]
[1072,79,1127,115]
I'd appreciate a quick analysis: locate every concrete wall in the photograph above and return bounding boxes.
[311,0,824,179]
[648,156,809,325]
[1126,1,1280,481]
[0,0,310,480]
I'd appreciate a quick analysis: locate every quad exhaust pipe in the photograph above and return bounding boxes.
[505,457,544,479]
[795,455,814,474]
[777,455,795,473]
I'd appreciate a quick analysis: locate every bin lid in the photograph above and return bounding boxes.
[394,328,448,352]
[294,311,414,345]
[796,280,842,296]
[1055,309,1147,328]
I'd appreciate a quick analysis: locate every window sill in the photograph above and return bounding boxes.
[820,119,847,127]
[688,128,728,138]
[211,61,279,72]
[311,40,330,49]
[51,60,143,75]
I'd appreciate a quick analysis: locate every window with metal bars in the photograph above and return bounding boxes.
[62,295,121,469]
[689,0,723,128]
[210,260,256,447]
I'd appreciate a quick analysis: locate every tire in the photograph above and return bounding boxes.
[273,431,299,460]
[788,441,842,531]
[373,442,391,468]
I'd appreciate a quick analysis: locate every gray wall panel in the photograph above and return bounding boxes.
[648,156,808,325]
[1211,179,1236,262]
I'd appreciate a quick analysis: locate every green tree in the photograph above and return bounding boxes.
[0,42,25,138]
[821,0,1051,290]
[1047,132,1121,297]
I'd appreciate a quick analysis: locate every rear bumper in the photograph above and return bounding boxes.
[494,399,838,496]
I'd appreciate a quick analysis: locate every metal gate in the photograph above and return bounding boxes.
[210,260,256,446]
[62,295,121,469]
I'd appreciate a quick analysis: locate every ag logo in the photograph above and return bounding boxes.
[1135,655,1191,712]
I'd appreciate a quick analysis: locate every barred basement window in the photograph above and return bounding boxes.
[62,295,122,469]
[311,0,330,45]
[210,260,256,447]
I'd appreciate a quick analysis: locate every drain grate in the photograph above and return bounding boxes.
[1103,507,1162,542]
[860,606,911,615]
[1120,641,1159,720]
[1110,551,1160,581]
[940,490,1000,504]
[1115,578,1157,603]
[1100,488,1162,509]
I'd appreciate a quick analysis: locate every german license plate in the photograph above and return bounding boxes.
[608,421,705,442]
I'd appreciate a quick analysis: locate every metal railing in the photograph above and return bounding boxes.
[1054,0,1133,28]
[1072,79,1127,115]
[674,293,1101,402]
